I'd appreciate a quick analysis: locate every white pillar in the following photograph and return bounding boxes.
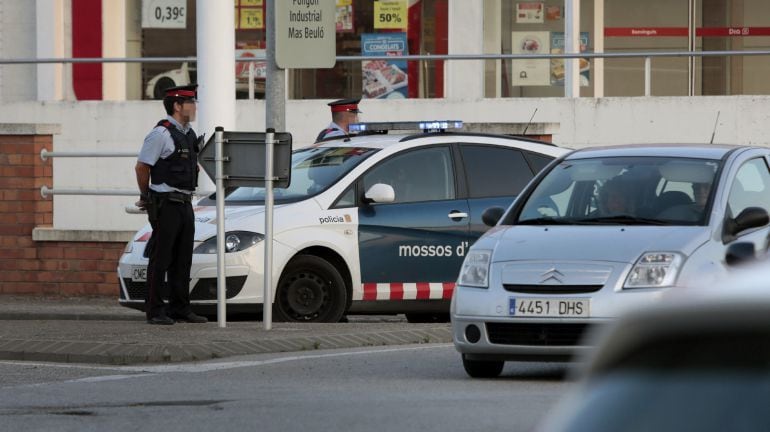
[102,0,126,101]
[196,0,236,193]
[593,0,604,97]
[36,0,65,101]
[447,0,484,100]
[565,0,580,98]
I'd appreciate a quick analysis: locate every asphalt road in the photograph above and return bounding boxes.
[0,344,574,432]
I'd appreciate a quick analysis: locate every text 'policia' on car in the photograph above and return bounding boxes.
[118,120,568,322]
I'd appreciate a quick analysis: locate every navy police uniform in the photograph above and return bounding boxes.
[137,84,206,325]
[315,98,361,142]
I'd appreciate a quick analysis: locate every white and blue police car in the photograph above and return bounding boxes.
[118,121,568,322]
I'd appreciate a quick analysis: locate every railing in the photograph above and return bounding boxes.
[3,50,770,98]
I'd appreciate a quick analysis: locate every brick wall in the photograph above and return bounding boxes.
[0,126,123,297]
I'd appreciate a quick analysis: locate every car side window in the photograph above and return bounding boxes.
[728,158,770,216]
[460,145,536,198]
[362,146,455,204]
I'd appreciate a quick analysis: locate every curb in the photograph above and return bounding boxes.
[0,327,453,365]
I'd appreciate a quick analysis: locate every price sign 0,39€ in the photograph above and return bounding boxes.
[142,0,186,29]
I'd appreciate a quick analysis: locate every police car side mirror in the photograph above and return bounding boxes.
[482,206,506,227]
[363,183,395,204]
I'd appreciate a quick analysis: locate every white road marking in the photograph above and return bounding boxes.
[0,344,453,385]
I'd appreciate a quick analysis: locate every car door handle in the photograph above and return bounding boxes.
[448,212,468,219]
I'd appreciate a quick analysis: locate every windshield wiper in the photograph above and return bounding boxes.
[573,215,669,226]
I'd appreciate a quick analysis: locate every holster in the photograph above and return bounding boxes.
[146,193,164,224]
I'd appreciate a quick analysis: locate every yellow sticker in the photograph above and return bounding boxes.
[241,0,263,6]
[240,8,264,29]
[374,0,407,30]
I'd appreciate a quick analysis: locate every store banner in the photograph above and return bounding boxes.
[336,0,354,32]
[142,0,186,29]
[374,0,407,30]
[511,31,550,86]
[361,33,409,99]
[550,32,590,86]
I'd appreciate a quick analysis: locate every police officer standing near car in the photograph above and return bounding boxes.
[315,98,361,142]
[135,84,208,325]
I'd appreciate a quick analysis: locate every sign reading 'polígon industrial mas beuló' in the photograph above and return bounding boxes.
[276,0,336,69]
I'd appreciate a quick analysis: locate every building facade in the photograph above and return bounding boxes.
[0,0,769,235]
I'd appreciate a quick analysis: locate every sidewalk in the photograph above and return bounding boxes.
[0,296,452,365]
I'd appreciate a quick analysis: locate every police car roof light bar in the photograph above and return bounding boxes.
[348,120,463,134]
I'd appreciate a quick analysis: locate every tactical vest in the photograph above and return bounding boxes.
[316,127,341,142]
[150,119,199,191]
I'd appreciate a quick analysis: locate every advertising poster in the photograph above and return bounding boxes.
[336,0,354,32]
[374,0,408,30]
[515,2,544,24]
[550,32,590,86]
[511,31,550,86]
[361,33,409,99]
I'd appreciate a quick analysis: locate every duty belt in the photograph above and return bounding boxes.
[151,190,192,203]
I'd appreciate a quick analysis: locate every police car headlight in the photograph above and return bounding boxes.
[193,231,264,254]
[624,252,683,288]
[458,250,492,288]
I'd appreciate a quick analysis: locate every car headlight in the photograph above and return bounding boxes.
[624,252,683,288]
[458,250,492,288]
[193,231,264,254]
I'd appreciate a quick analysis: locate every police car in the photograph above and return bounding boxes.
[118,121,568,322]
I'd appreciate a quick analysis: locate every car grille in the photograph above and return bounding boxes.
[503,284,603,294]
[121,276,246,301]
[486,322,591,346]
[190,276,247,300]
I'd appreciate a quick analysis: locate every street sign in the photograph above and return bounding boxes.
[199,131,292,188]
[275,0,336,68]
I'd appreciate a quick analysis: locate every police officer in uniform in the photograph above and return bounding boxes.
[135,85,208,325]
[315,98,361,142]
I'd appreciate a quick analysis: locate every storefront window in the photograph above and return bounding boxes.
[289,0,447,100]
[483,0,770,97]
[484,0,595,98]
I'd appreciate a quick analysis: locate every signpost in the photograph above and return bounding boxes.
[274,0,336,69]
[199,129,292,329]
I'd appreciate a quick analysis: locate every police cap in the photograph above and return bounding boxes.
[328,98,361,114]
[164,84,198,100]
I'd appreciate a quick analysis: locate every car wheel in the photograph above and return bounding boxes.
[405,313,450,323]
[462,355,504,378]
[274,255,347,323]
[153,77,176,99]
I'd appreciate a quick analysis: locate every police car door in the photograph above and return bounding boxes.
[357,145,470,301]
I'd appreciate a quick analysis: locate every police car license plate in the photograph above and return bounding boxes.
[131,267,147,282]
[509,297,590,318]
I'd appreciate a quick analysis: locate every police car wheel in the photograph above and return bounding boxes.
[461,355,504,378]
[274,255,347,323]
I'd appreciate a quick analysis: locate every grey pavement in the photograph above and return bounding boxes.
[0,296,451,365]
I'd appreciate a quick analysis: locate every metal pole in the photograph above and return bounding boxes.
[214,127,227,328]
[263,129,275,330]
[248,62,255,101]
[645,56,651,96]
[266,0,286,131]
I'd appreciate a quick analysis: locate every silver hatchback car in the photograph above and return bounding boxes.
[452,144,770,377]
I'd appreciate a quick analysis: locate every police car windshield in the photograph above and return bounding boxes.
[515,156,721,226]
[224,147,378,204]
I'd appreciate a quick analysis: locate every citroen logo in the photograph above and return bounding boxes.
[540,267,564,284]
